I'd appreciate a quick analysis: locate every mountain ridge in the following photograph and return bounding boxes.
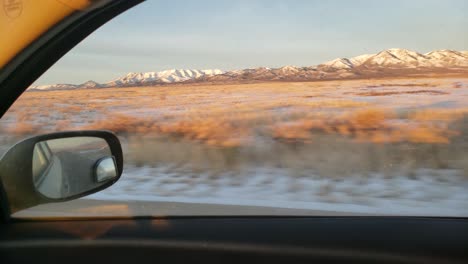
[30,48,468,90]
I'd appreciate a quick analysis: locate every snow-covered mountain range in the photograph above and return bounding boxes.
[106,69,223,87]
[318,49,468,70]
[30,48,468,90]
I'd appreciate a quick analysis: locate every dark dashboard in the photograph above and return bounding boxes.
[1,217,467,264]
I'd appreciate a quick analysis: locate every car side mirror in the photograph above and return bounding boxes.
[0,130,123,214]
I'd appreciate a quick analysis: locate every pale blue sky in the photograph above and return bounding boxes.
[36,0,468,85]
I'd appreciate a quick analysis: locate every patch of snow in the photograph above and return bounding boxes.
[87,165,468,216]
[106,69,224,86]
[364,48,432,67]
[29,84,77,90]
[349,53,375,65]
[320,58,354,69]
[277,65,299,74]
[425,50,468,67]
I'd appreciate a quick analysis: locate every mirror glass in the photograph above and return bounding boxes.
[95,157,117,183]
[32,136,117,199]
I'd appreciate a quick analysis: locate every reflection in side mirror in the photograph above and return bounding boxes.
[95,157,117,183]
[32,137,116,199]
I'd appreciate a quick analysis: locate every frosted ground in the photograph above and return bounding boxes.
[88,165,468,216]
[2,77,468,216]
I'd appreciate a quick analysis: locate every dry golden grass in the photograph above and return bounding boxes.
[3,77,468,148]
[1,77,468,178]
[7,123,38,135]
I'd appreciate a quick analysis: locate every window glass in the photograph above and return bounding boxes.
[2,0,468,217]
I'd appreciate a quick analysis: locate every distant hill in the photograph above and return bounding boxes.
[29,48,468,90]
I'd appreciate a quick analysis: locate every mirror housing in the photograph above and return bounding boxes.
[0,130,123,214]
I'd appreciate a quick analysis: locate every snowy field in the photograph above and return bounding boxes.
[86,165,468,216]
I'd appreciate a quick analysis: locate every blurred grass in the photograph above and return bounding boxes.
[1,77,468,178]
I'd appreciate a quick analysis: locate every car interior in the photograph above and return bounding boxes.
[0,0,467,263]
